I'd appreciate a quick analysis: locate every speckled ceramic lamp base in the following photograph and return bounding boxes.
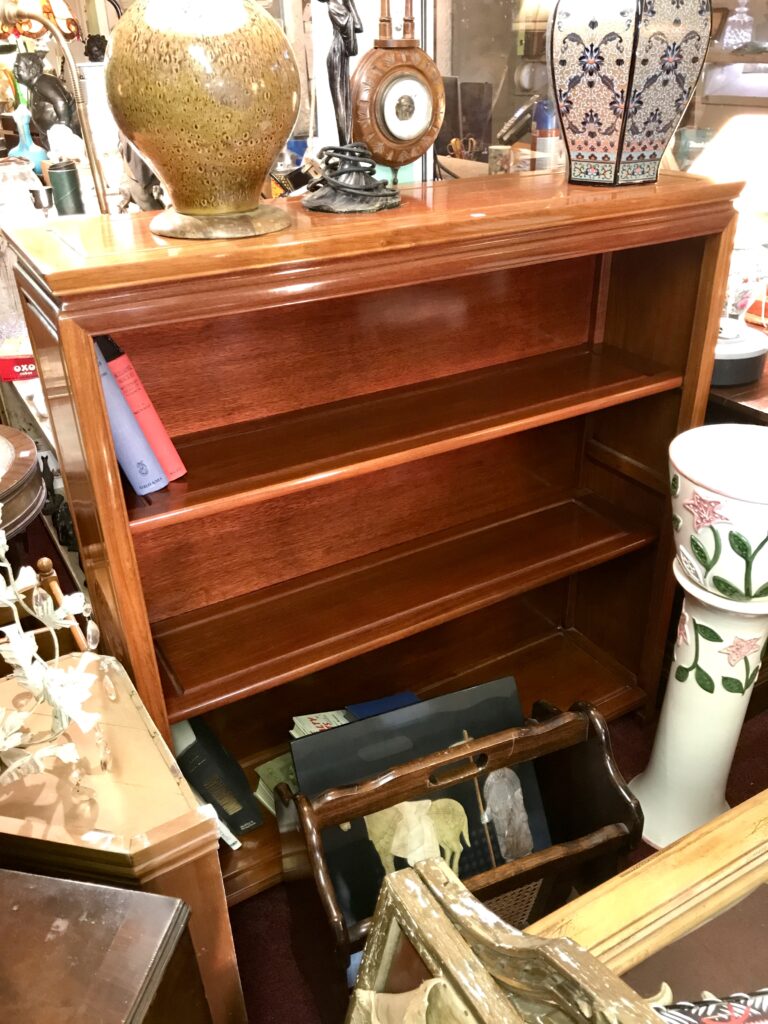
[105,0,300,240]
[150,204,291,240]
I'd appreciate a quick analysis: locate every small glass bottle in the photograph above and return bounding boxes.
[722,0,754,49]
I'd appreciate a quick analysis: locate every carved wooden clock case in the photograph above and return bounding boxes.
[350,0,445,181]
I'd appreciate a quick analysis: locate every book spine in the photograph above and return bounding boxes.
[189,786,242,850]
[94,346,169,496]
[104,351,187,482]
[172,720,263,835]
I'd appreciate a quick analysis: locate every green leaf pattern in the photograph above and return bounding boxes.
[695,666,714,692]
[678,517,768,596]
[673,616,766,698]
[729,531,752,560]
[690,536,709,568]
[712,576,745,599]
[721,677,744,694]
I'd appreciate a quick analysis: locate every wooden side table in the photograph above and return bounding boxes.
[0,654,246,1024]
[527,786,768,973]
[0,868,212,1023]
[709,363,768,426]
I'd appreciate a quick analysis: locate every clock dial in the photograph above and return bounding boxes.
[379,74,433,142]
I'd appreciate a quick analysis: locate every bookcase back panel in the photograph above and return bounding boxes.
[113,256,597,438]
[136,423,581,622]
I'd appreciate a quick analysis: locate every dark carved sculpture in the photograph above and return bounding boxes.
[13,53,80,142]
[319,0,362,146]
[53,499,78,551]
[84,34,108,62]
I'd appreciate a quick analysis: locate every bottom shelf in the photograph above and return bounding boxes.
[219,626,645,906]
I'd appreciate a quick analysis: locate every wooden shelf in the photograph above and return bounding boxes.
[128,344,680,530]
[706,48,768,64]
[156,493,655,721]
[218,626,646,906]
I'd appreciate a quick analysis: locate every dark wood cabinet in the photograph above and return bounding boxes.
[4,171,739,905]
[0,868,211,1023]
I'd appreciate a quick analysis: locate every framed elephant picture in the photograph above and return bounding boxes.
[291,677,551,927]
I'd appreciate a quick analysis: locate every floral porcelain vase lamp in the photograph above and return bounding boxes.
[549,0,711,185]
[630,424,768,847]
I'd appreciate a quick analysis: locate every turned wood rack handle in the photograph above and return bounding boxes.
[310,710,588,829]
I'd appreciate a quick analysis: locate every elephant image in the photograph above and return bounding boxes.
[356,798,470,873]
[482,767,534,861]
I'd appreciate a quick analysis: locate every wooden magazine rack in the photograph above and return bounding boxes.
[276,701,642,1021]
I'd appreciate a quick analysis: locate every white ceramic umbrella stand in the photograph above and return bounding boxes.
[630,561,768,846]
[630,423,768,848]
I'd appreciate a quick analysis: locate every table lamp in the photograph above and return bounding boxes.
[0,0,108,213]
[689,114,768,385]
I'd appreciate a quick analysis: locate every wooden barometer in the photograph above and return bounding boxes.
[350,0,445,182]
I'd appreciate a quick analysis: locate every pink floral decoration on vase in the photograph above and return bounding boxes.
[719,636,763,666]
[682,492,730,533]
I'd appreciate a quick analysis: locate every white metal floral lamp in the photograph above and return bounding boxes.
[0,500,109,788]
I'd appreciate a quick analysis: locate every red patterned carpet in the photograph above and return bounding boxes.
[229,710,768,1023]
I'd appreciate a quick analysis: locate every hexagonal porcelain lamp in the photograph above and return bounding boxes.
[631,424,768,847]
[550,0,711,185]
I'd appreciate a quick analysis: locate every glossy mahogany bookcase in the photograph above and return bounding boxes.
[5,171,739,905]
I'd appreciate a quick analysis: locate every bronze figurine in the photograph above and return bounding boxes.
[13,53,80,142]
[319,0,362,146]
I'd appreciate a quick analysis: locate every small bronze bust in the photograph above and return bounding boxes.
[13,52,80,141]
[84,34,108,62]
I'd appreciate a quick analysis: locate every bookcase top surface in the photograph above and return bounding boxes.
[4,170,740,307]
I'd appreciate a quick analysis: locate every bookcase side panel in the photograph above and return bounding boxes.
[675,225,739,429]
[572,224,737,711]
[600,237,707,373]
[16,280,170,739]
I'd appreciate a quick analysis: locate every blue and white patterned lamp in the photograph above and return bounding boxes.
[550,0,711,185]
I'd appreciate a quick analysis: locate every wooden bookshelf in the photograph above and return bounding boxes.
[5,171,739,902]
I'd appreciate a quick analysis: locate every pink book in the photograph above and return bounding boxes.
[96,336,186,482]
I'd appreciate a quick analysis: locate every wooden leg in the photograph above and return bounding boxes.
[143,838,247,1024]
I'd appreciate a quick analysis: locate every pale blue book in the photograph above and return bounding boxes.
[95,345,169,496]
